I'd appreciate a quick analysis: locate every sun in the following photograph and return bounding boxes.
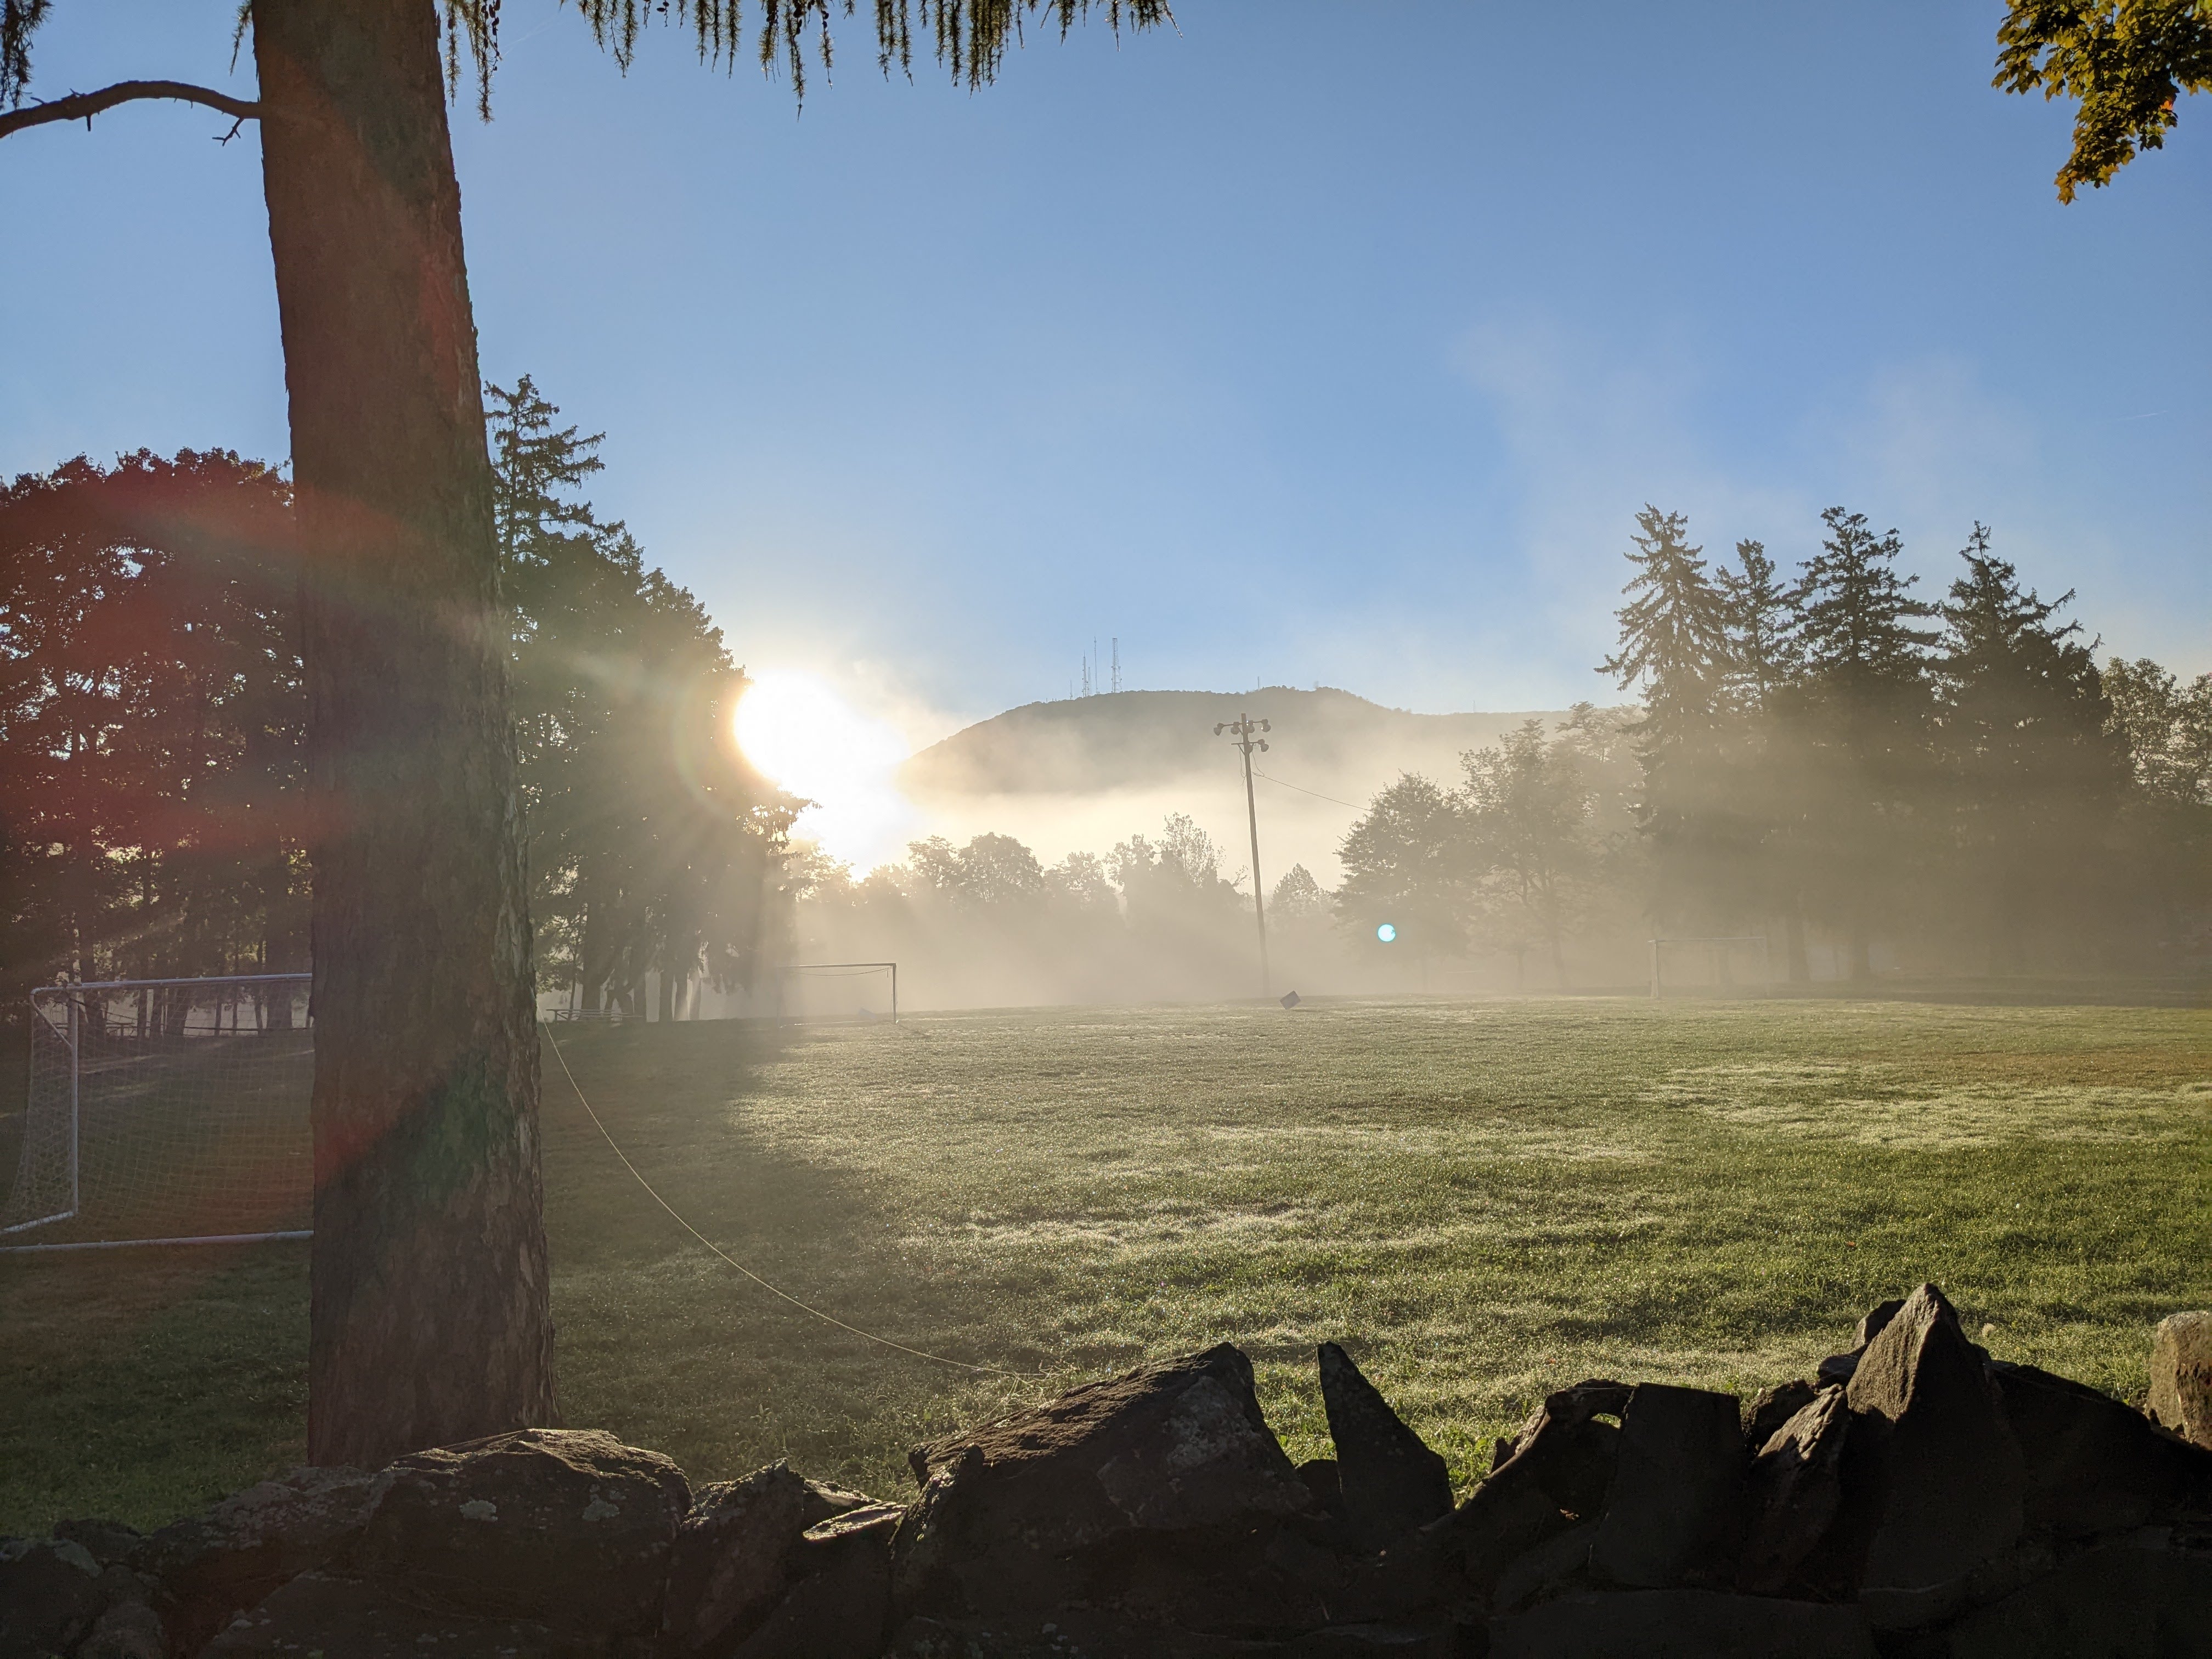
[734,669,914,868]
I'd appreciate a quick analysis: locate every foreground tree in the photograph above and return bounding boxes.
[1996,0,2211,200]
[1,0,1166,1469]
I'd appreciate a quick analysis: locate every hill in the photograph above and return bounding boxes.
[900,686,1578,799]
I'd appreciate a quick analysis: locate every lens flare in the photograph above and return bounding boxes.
[1375,922,1398,943]
[735,670,914,868]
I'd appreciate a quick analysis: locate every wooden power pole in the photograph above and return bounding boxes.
[1215,713,1272,997]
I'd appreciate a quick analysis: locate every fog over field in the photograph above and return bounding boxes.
[900,687,1577,889]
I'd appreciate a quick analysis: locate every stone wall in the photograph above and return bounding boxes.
[4,1284,2208,1658]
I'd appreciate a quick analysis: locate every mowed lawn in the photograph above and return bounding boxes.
[3,995,2208,1535]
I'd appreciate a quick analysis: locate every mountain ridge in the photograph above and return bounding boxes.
[901,685,1596,799]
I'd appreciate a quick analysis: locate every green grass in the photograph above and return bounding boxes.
[3,994,2207,1536]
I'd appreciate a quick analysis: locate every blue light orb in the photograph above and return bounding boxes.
[1375,922,1398,944]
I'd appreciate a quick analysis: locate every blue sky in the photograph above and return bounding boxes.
[3,1,2207,736]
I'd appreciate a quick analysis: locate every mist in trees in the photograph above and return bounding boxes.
[1331,504,2210,988]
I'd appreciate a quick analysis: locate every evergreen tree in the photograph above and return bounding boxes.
[1600,507,1731,741]
[1937,526,2121,970]
[1717,538,1797,710]
[1599,508,1740,932]
[484,379,791,1023]
[1781,507,1940,978]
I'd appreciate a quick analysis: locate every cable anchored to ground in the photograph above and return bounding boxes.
[539,1021,1021,1378]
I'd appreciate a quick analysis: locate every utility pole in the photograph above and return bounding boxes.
[1215,712,1272,997]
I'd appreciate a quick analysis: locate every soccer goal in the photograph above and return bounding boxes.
[1649,936,1771,998]
[775,961,898,1024]
[1,975,313,1252]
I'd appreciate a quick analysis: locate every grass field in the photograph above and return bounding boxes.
[3,993,2208,1537]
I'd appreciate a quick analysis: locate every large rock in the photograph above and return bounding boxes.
[1487,1588,1877,1658]
[1736,1385,1850,1596]
[662,1463,873,1655]
[72,1598,168,1659]
[1843,1283,2024,1593]
[731,1503,902,1658]
[1318,1344,1453,1554]
[0,1536,106,1657]
[1742,1381,1817,1453]
[1446,1380,1624,1596]
[892,1345,1325,1635]
[1940,1532,2212,1658]
[129,1464,385,1654]
[1994,1361,2212,1538]
[353,1427,689,1641]
[199,1570,591,1658]
[2149,1312,2212,1451]
[1589,1385,1745,1590]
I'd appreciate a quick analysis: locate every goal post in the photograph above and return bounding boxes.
[1,974,313,1252]
[775,962,898,1024]
[1649,936,1772,999]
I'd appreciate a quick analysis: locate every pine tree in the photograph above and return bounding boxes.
[1599,508,1740,932]
[1938,527,2121,970]
[1599,506,1731,742]
[1718,538,1796,710]
[1784,507,1940,978]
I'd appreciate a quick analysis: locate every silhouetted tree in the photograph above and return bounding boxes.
[1936,526,2121,971]
[1462,721,1600,986]
[1779,507,1940,978]
[0,452,304,1005]
[1600,507,1744,933]
[1336,775,1471,960]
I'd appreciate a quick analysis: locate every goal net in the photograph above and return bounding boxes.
[1649,936,1771,998]
[775,962,898,1024]
[1,975,313,1250]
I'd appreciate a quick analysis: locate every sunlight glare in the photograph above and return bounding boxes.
[735,669,915,869]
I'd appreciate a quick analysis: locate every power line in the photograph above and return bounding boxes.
[1251,769,1365,810]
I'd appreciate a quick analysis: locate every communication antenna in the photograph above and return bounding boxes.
[1111,637,1121,693]
[1214,712,1273,998]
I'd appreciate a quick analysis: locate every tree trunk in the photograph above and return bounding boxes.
[253,0,556,1469]
[1784,910,1809,984]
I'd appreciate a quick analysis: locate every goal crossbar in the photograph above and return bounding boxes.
[777,961,898,1024]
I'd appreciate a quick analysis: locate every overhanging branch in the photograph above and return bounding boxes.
[0,80,260,140]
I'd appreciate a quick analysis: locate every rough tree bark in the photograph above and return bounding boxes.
[252,0,557,1469]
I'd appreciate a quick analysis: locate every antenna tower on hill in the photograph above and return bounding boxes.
[1111,638,1121,692]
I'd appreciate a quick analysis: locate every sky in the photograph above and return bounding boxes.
[4,0,2208,755]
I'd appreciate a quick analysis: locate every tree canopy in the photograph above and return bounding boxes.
[1996,0,2212,200]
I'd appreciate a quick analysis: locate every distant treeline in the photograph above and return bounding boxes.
[788,814,1338,1007]
[0,381,790,1015]
[1338,508,2211,981]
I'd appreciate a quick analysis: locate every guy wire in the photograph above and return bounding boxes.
[539,1021,1020,1378]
